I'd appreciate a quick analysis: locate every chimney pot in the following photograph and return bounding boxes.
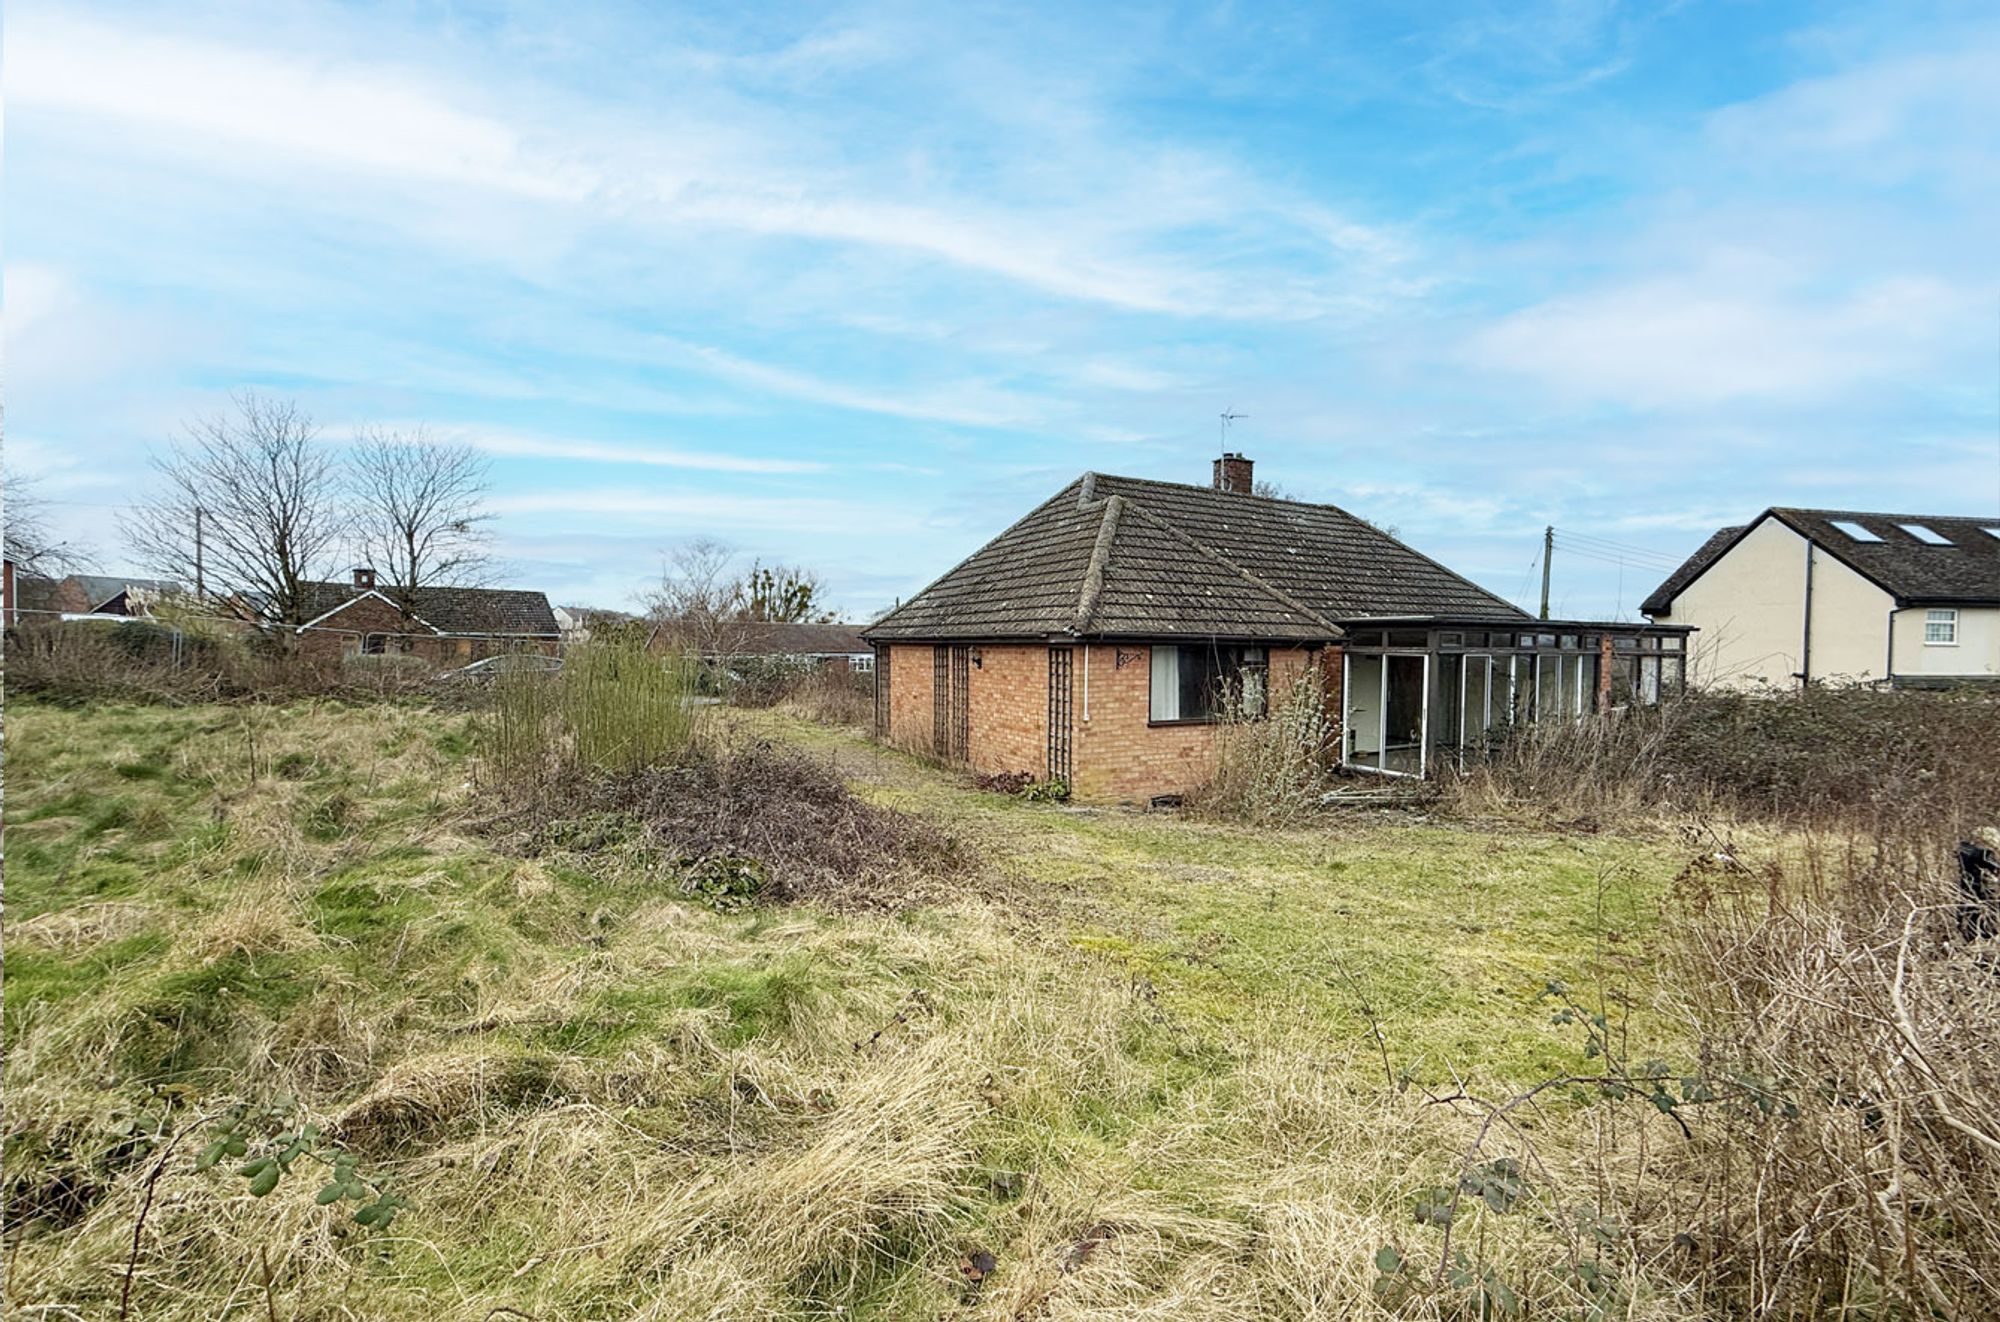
[352,566,377,589]
[1212,452,1254,495]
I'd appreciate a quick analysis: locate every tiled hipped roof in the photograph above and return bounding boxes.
[864,473,1527,642]
[300,582,560,635]
[716,622,872,656]
[1643,509,2000,616]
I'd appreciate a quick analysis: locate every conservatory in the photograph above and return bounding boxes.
[1338,618,1694,778]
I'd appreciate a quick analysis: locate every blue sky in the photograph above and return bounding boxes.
[7,0,1998,619]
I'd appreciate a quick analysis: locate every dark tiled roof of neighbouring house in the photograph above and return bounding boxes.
[1644,510,2000,616]
[299,582,560,635]
[70,574,181,611]
[1640,525,1746,616]
[716,622,872,656]
[864,473,1528,642]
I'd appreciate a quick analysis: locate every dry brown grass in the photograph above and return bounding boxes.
[11,696,2000,1319]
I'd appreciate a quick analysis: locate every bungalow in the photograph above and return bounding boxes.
[1643,508,2000,689]
[293,567,561,663]
[863,456,1688,802]
[711,621,874,673]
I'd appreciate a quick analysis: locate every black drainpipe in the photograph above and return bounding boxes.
[1799,538,1815,688]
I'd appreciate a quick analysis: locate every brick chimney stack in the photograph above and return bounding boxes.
[1212,452,1254,495]
[352,566,377,589]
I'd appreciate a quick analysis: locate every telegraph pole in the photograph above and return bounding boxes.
[194,506,206,601]
[1539,525,1553,620]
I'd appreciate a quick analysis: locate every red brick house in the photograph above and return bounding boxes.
[863,456,1689,802]
[293,568,561,663]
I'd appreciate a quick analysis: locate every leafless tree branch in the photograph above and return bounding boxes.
[349,426,494,609]
[121,393,346,623]
[3,471,92,576]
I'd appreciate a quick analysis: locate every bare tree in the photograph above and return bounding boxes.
[4,471,90,576]
[646,538,748,655]
[349,427,493,610]
[744,560,834,623]
[122,393,345,624]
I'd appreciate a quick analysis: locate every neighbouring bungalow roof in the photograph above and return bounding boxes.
[1643,509,2000,617]
[70,573,182,611]
[863,472,1529,643]
[297,581,560,636]
[715,621,872,656]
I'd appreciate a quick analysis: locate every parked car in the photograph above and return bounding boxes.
[436,653,563,683]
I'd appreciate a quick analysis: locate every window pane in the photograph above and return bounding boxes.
[1536,654,1562,719]
[1924,609,1957,644]
[1240,657,1268,718]
[1610,655,1638,704]
[1180,645,1220,719]
[1150,646,1178,720]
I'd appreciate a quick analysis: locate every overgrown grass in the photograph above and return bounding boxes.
[15,697,1964,1319]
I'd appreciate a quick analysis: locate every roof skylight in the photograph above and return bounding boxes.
[1828,520,1883,542]
[1983,527,2000,542]
[1900,523,1952,545]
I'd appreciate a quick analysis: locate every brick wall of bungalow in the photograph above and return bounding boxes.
[878,640,1339,803]
[296,595,558,663]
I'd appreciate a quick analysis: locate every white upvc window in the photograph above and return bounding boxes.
[1924,609,1958,645]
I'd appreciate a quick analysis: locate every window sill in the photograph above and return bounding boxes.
[1148,716,1269,728]
[1923,641,1960,647]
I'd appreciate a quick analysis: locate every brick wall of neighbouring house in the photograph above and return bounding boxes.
[296,595,427,658]
[1070,644,1331,802]
[296,595,558,663]
[45,578,94,615]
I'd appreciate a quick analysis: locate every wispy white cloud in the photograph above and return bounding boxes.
[431,427,825,475]
[486,488,916,534]
[1466,270,1972,407]
[10,11,1411,322]
[669,341,1054,430]
[11,16,592,201]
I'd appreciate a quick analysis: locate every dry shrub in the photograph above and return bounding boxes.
[536,739,971,907]
[4,617,434,705]
[776,664,874,728]
[1187,666,1338,823]
[1630,833,2000,1316]
[1445,685,2000,836]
